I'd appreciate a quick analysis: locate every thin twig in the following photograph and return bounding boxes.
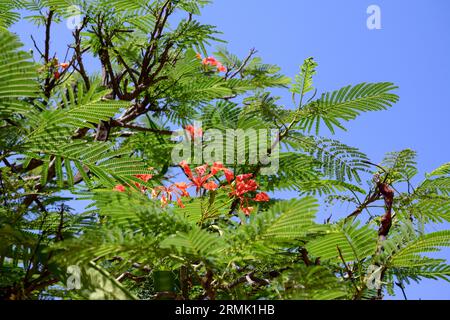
[336,245,360,295]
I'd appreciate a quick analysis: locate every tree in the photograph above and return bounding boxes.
[0,0,449,300]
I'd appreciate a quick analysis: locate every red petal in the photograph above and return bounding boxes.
[203,181,218,191]
[113,185,126,192]
[254,192,270,202]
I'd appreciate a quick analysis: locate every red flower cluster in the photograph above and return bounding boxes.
[197,54,227,73]
[180,161,220,193]
[230,173,270,216]
[152,182,190,208]
[113,170,154,193]
[113,169,190,208]
[180,161,269,215]
[254,192,270,202]
[211,162,234,184]
[113,162,269,215]
[134,173,153,191]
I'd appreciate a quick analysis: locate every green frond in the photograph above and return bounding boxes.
[275,266,349,300]
[168,49,201,81]
[174,76,233,101]
[0,29,38,118]
[299,82,399,134]
[428,162,450,177]
[0,1,22,27]
[23,140,153,189]
[418,177,450,196]
[53,261,137,300]
[268,153,320,192]
[392,263,450,283]
[264,197,320,240]
[289,135,370,182]
[418,163,450,195]
[176,0,212,15]
[381,149,418,181]
[89,190,190,233]
[408,195,450,223]
[388,230,450,267]
[28,81,128,139]
[296,179,366,196]
[242,57,291,88]
[290,57,317,100]
[160,226,227,260]
[173,193,231,224]
[249,197,323,242]
[172,199,203,224]
[200,100,241,129]
[306,221,378,263]
[316,140,370,182]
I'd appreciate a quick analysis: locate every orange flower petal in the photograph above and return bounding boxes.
[113,185,126,192]
[203,181,218,191]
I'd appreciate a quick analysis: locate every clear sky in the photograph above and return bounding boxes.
[10,0,450,299]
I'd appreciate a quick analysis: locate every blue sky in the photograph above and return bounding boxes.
[9,0,450,299]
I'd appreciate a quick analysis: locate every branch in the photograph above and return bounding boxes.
[346,190,381,220]
[116,272,146,283]
[140,0,172,83]
[110,120,174,135]
[227,48,257,80]
[336,245,360,295]
[44,10,54,63]
[72,17,90,90]
[43,10,55,98]
[30,35,44,58]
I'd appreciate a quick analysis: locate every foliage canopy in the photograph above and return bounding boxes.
[0,0,449,300]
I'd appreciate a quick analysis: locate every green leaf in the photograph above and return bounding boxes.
[306,221,377,263]
[161,226,227,260]
[290,57,317,100]
[299,82,399,134]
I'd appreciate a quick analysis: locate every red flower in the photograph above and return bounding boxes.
[180,160,193,178]
[113,185,126,192]
[151,181,191,208]
[179,161,220,193]
[191,175,212,192]
[54,71,60,79]
[135,174,153,182]
[224,168,234,184]
[203,181,218,191]
[174,182,190,197]
[236,173,253,181]
[60,62,70,69]
[254,192,270,202]
[201,56,227,73]
[210,162,234,183]
[177,197,186,208]
[133,173,154,191]
[161,195,168,207]
[241,206,254,216]
[202,56,219,66]
[233,175,258,197]
[195,164,208,177]
[211,161,225,175]
[217,63,227,73]
[185,125,203,138]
